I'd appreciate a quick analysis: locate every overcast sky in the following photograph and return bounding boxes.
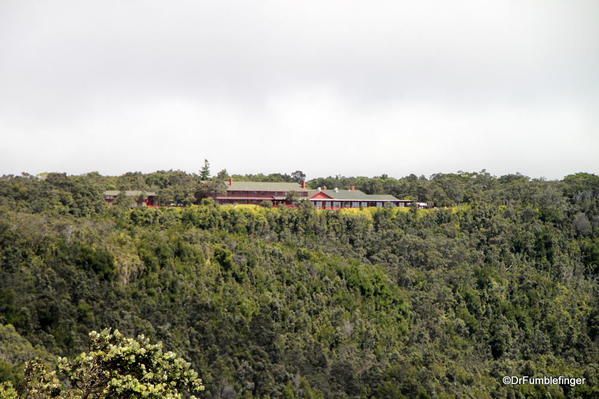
[0,0,597,179]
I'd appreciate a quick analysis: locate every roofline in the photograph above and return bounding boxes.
[225,189,309,192]
[309,198,406,202]
[309,192,334,199]
[216,196,287,200]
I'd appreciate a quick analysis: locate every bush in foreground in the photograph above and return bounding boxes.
[1,329,204,399]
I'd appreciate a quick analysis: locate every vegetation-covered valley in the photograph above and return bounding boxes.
[0,171,597,398]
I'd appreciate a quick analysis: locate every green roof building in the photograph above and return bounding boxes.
[215,178,420,208]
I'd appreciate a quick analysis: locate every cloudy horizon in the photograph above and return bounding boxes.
[1,0,597,180]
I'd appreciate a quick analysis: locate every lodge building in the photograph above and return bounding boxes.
[216,180,310,207]
[309,188,412,209]
[216,179,419,209]
[103,180,426,209]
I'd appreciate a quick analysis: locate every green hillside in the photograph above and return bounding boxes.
[0,171,597,398]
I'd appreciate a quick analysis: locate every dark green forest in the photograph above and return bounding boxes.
[0,170,597,398]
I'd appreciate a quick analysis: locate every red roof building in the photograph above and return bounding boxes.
[215,178,309,206]
[214,179,420,208]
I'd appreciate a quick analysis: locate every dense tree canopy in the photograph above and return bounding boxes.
[0,170,597,398]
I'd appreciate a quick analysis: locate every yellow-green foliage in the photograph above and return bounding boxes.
[1,185,598,399]
[18,330,204,399]
[0,382,18,399]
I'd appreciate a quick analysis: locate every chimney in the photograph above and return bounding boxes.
[334,187,339,192]
[300,180,306,189]
[323,185,327,190]
[228,177,233,186]
[350,185,355,191]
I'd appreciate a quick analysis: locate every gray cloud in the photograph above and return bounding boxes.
[1,0,597,178]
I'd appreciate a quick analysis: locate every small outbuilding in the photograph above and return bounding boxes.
[103,190,158,207]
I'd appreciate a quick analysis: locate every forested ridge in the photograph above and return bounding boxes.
[0,171,597,398]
